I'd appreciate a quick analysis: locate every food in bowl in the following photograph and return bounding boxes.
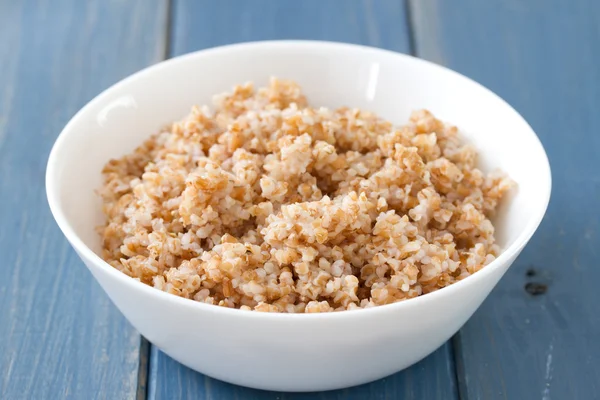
[99,78,513,313]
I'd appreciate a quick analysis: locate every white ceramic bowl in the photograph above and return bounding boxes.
[46,41,551,392]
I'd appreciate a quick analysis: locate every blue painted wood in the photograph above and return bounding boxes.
[149,344,457,400]
[147,1,458,399]
[410,0,600,399]
[169,0,412,55]
[0,1,167,398]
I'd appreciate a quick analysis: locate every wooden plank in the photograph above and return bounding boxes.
[0,1,167,398]
[169,0,411,56]
[147,1,458,399]
[149,344,457,400]
[410,0,600,398]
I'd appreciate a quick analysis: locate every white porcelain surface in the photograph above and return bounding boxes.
[46,41,551,392]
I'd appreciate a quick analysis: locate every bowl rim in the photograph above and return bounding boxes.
[46,39,552,320]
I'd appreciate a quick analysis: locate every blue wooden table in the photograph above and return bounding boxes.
[1,1,598,399]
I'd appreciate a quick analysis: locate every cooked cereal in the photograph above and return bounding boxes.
[99,78,513,312]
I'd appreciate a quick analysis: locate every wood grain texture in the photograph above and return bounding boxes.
[169,0,412,56]
[410,0,600,399]
[149,344,457,400]
[0,1,167,399]
[147,1,458,398]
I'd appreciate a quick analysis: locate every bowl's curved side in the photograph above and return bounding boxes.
[79,245,520,391]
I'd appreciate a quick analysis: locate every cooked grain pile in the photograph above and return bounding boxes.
[100,78,513,313]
